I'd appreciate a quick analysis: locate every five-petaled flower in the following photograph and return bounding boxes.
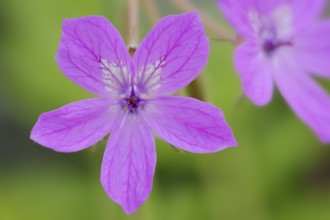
[30,12,237,214]
[218,0,330,142]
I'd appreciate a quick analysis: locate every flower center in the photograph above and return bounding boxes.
[126,96,140,112]
[262,39,292,55]
[262,40,277,54]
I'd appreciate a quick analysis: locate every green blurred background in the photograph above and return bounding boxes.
[1,0,330,219]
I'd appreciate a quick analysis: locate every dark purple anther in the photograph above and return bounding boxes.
[263,40,277,54]
[262,40,292,55]
[127,96,139,110]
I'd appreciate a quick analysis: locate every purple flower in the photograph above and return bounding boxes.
[218,0,330,142]
[30,12,237,214]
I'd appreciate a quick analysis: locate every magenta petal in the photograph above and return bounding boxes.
[219,0,326,38]
[30,98,118,152]
[101,117,156,214]
[274,63,330,143]
[217,0,251,37]
[295,21,330,79]
[144,96,237,153]
[56,16,131,97]
[132,12,209,95]
[218,0,284,38]
[234,43,274,106]
[291,0,325,25]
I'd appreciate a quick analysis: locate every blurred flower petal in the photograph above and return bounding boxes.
[234,43,274,105]
[219,0,330,142]
[291,0,326,26]
[295,21,330,79]
[274,61,330,143]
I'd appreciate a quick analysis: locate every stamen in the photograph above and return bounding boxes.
[262,40,292,55]
[263,40,277,54]
[126,96,139,112]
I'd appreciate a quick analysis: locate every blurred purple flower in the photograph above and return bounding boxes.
[218,0,330,142]
[30,12,237,214]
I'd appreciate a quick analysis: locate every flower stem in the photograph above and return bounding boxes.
[171,0,235,101]
[185,75,208,101]
[233,93,246,110]
[128,0,139,56]
[141,0,160,25]
[170,0,234,42]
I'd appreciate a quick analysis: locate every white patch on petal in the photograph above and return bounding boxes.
[248,11,262,33]
[271,5,292,39]
[136,58,165,95]
[248,4,293,41]
[248,3,294,62]
[100,59,130,95]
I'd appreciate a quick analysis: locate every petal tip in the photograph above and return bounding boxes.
[185,11,199,18]
[228,136,238,147]
[251,98,271,107]
[318,134,330,144]
[30,118,43,144]
[218,135,238,150]
[122,205,139,215]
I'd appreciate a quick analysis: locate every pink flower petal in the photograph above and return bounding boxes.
[217,0,250,37]
[132,12,209,95]
[56,16,131,97]
[274,60,330,143]
[291,0,326,26]
[295,21,330,79]
[234,43,274,106]
[144,96,237,153]
[101,117,156,214]
[218,0,286,38]
[218,0,325,38]
[31,98,119,152]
